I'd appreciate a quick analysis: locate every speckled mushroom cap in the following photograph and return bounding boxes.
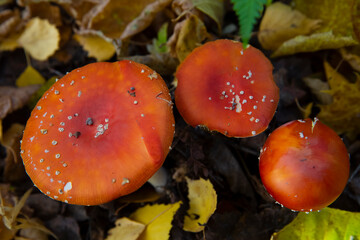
[175,39,279,137]
[20,61,175,205]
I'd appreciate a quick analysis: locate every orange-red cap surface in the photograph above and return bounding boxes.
[259,118,349,211]
[21,61,175,205]
[175,39,279,137]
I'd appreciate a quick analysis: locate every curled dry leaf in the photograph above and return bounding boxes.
[302,77,332,104]
[317,61,360,139]
[0,9,21,40]
[120,0,172,40]
[183,177,217,233]
[17,17,60,61]
[74,33,115,61]
[0,85,41,120]
[174,14,208,62]
[105,218,145,240]
[2,124,27,183]
[339,47,360,72]
[259,2,322,50]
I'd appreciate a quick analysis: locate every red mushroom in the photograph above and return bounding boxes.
[259,118,350,212]
[175,39,279,137]
[20,60,175,205]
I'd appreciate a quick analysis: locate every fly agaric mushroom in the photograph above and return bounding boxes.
[175,39,279,137]
[20,61,175,205]
[259,118,349,212]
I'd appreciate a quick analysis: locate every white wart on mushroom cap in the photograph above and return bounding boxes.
[175,39,279,137]
[20,61,175,205]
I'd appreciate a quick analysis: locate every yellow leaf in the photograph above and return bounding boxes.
[17,17,60,61]
[16,66,45,87]
[130,202,181,240]
[294,0,356,36]
[105,218,145,240]
[175,15,208,62]
[259,2,322,50]
[272,31,358,57]
[74,34,115,61]
[317,61,360,139]
[0,33,21,51]
[272,208,360,240]
[263,0,359,57]
[183,177,217,232]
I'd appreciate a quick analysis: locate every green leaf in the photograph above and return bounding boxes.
[155,22,169,53]
[191,0,225,30]
[272,208,360,240]
[231,0,268,47]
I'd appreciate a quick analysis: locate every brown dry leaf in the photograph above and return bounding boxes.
[0,85,40,119]
[302,77,332,104]
[317,61,360,139]
[120,0,172,40]
[60,0,102,26]
[0,9,21,40]
[89,0,157,39]
[18,17,60,61]
[183,177,217,232]
[259,2,322,50]
[105,218,145,240]
[2,124,27,183]
[175,14,208,62]
[74,33,115,61]
[26,2,62,26]
[339,46,360,72]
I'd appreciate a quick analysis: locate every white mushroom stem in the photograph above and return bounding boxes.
[147,167,168,193]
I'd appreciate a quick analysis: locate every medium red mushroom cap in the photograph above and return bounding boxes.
[20,60,175,205]
[175,39,279,137]
[259,118,350,212]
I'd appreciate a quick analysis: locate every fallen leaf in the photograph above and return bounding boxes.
[339,47,360,72]
[264,0,359,57]
[317,61,360,139]
[175,14,208,62]
[0,32,21,51]
[259,2,322,50]
[191,0,225,30]
[27,2,62,26]
[0,9,21,40]
[302,77,332,104]
[147,22,169,55]
[28,76,57,109]
[130,202,182,240]
[16,65,46,87]
[17,17,60,61]
[272,31,358,57]
[0,85,41,119]
[105,218,145,240]
[183,177,217,232]
[74,33,115,61]
[272,208,360,239]
[2,123,27,183]
[120,0,172,40]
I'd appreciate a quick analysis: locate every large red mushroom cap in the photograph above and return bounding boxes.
[259,118,350,212]
[20,60,175,205]
[175,39,279,137]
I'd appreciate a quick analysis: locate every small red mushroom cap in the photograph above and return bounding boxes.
[20,60,175,205]
[259,118,350,212]
[175,39,279,137]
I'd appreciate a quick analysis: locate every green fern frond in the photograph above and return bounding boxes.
[231,0,270,47]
